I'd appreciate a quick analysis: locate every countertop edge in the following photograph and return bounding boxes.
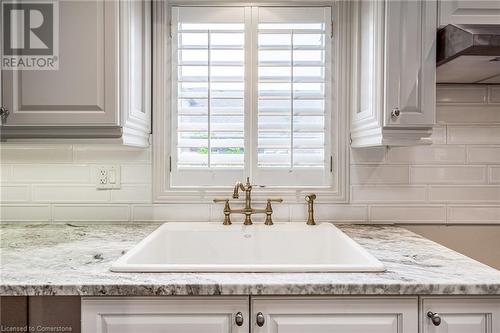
[2,283,500,297]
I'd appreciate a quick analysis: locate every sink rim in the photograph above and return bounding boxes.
[111,222,386,273]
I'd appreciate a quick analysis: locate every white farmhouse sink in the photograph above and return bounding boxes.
[111,223,385,273]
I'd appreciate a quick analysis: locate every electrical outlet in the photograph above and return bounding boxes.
[96,165,121,190]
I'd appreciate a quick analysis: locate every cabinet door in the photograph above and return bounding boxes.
[422,298,500,333]
[439,1,500,26]
[29,297,81,333]
[82,297,249,333]
[384,0,436,127]
[0,296,28,329]
[252,297,418,333]
[1,0,118,127]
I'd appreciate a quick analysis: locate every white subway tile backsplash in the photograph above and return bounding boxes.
[350,147,386,164]
[110,185,152,203]
[386,145,466,164]
[11,164,91,183]
[410,166,487,184]
[0,165,12,182]
[431,126,447,144]
[436,85,487,104]
[369,205,446,223]
[290,204,367,222]
[120,164,152,184]
[2,89,500,224]
[437,106,500,124]
[32,185,109,203]
[0,185,30,202]
[448,206,500,223]
[1,205,51,222]
[1,144,73,163]
[448,126,500,145]
[488,86,500,103]
[468,147,500,164]
[53,205,130,222]
[73,145,150,163]
[350,165,409,184]
[490,167,500,184]
[133,204,210,222]
[429,186,500,203]
[351,186,427,203]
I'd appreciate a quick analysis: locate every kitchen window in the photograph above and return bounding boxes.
[154,2,347,200]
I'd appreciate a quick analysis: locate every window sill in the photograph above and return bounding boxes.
[153,187,348,204]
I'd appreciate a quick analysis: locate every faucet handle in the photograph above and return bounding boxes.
[264,198,283,226]
[213,198,232,225]
[213,198,230,203]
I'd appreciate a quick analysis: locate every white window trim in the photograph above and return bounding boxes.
[153,0,350,203]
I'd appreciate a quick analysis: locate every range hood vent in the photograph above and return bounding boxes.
[437,24,500,84]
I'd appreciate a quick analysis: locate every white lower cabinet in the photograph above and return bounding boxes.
[422,298,500,333]
[81,297,249,333]
[251,297,418,333]
[82,296,500,333]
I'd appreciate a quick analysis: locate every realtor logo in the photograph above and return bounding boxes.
[2,0,59,70]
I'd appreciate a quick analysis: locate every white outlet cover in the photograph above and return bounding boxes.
[96,165,121,190]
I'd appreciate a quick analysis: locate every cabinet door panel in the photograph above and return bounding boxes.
[384,0,436,127]
[2,0,118,126]
[268,314,398,333]
[29,297,81,333]
[252,297,418,333]
[100,314,231,333]
[422,298,500,333]
[439,1,500,26]
[82,297,249,333]
[435,314,488,333]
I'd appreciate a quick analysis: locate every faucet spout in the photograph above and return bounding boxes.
[232,182,243,199]
[232,177,250,199]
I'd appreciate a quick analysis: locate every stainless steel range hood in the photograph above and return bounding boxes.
[437,25,500,84]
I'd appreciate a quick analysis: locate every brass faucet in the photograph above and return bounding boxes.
[305,193,317,225]
[214,177,283,225]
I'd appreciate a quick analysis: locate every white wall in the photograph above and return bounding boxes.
[406,225,500,270]
[1,85,500,224]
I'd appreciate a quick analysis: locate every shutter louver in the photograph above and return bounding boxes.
[175,8,246,170]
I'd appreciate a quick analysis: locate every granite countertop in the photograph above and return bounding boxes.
[1,223,500,296]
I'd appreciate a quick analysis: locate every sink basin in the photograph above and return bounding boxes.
[111,223,385,273]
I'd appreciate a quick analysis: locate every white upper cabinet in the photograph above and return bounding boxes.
[350,0,437,147]
[2,1,118,127]
[439,1,500,27]
[422,298,500,333]
[1,0,151,147]
[251,297,418,333]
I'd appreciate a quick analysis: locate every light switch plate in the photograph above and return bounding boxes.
[96,165,121,190]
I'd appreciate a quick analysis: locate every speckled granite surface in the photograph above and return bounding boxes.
[1,223,500,296]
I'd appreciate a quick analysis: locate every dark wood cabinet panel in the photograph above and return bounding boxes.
[0,296,28,329]
[29,296,81,333]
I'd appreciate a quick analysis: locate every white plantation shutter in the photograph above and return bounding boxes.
[170,6,332,188]
[253,7,332,187]
[171,7,248,187]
